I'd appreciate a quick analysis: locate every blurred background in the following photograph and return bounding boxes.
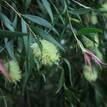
[0,0,107,107]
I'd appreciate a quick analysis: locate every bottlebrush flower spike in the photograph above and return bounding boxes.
[31,39,60,66]
[7,60,21,84]
[0,59,10,80]
[83,65,98,82]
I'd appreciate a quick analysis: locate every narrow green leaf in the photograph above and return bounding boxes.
[31,26,64,51]
[42,0,53,22]
[23,14,58,34]
[78,28,102,35]
[56,69,64,93]
[4,39,15,59]
[21,19,28,51]
[13,15,18,28]
[23,0,31,9]
[51,1,65,24]
[0,30,27,38]
[69,8,90,15]
[64,58,72,86]
[23,14,52,28]
[0,12,14,31]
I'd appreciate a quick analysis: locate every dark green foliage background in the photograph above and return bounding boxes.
[0,0,107,107]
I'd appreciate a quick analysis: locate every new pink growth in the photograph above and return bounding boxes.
[83,49,106,68]
[0,59,10,80]
[84,52,92,67]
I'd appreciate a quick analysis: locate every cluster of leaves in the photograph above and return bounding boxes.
[0,0,107,107]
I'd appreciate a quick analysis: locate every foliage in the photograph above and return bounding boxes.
[0,0,107,107]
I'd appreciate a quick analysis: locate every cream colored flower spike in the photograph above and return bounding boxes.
[7,60,21,84]
[31,39,60,66]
